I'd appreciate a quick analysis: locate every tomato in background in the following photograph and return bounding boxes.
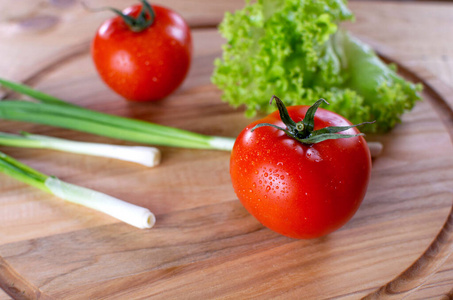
[230,97,372,239]
[91,2,192,101]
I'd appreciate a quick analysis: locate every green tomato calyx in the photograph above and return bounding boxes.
[251,95,374,145]
[86,0,156,32]
[114,0,156,32]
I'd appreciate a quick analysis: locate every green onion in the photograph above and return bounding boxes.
[0,78,76,107]
[0,132,161,167]
[0,78,236,151]
[0,78,383,156]
[0,150,155,229]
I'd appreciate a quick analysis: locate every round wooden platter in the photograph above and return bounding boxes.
[1,29,453,299]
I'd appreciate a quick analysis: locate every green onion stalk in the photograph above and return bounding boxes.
[0,150,155,229]
[0,78,236,228]
[0,78,382,156]
[0,78,236,151]
[0,132,161,167]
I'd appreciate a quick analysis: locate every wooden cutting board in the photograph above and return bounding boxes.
[1,1,453,299]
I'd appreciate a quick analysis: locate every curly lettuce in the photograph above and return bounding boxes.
[211,0,422,132]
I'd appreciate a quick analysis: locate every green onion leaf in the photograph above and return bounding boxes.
[0,78,236,151]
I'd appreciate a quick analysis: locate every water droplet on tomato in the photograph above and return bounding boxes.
[306,148,323,162]
[264,173,268,177]
[266,186,271,192]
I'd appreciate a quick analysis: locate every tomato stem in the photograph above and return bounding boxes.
[85,0,156,32]
[252,95,374,144]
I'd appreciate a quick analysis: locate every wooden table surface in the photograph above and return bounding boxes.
[1,0,453,299]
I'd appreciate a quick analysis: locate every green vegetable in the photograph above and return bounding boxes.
[211,0,422,132]
[0,132,161,167]
[0,151,155,228]
[0,78,235,151]
[0,78,384,156]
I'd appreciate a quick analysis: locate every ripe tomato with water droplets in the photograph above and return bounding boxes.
[91,3,192,101]
[230,101,372,239]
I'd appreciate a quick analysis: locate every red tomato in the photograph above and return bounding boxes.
[92,3,192,101]
[230,101,372,239]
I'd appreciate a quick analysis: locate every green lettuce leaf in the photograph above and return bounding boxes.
[211,0,422,132]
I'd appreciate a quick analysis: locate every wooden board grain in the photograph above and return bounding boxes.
[1,1,453,299]
[0,28,453,299]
